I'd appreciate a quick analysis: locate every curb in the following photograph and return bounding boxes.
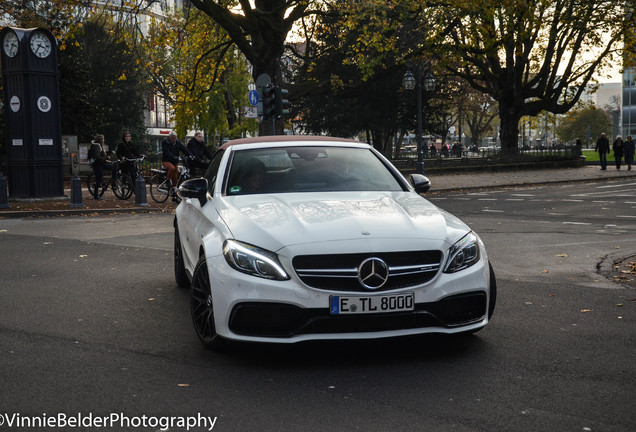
[0,207,173,218]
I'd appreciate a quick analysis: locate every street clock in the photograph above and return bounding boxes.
[30,29,52,58]
[0,27,63,198]
[3,30,18,57]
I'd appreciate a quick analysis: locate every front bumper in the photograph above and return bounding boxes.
[206,252,492,343]
[229,291,487,337]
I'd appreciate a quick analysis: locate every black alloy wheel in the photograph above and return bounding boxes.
[190,257,225,349]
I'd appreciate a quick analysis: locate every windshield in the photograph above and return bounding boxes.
[225,146,404,195]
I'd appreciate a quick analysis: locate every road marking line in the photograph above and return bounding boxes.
[563,222,591,225]
[482,209,504,213]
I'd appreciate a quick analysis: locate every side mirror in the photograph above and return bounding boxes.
[179,178,209,207]
[409,174,431,194]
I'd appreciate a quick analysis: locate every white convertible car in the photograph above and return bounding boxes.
[174,136,496,348]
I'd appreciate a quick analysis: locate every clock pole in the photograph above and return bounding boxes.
[0,27,64,198]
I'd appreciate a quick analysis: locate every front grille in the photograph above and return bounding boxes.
[228,292,487,338]
[292,251,442,292]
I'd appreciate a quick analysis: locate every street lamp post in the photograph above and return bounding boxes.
[403,64,435,174]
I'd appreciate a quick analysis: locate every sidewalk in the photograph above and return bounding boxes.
[428,164,636,191]
[1,165,636,217]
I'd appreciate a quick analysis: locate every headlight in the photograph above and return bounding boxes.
[443,232,480,273]
[223,240,289,280]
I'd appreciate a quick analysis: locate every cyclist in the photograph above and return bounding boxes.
[187,131,213,176]
[88,134,115,200]
[116,131,144,180]
[161,131,194,200]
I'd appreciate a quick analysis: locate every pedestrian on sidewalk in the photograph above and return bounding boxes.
[187,131,213,176]
[612,135,624,170]
[624,135,634,171]
[116,131,144,180]
[595,133,610,170]
[88,134,115,200]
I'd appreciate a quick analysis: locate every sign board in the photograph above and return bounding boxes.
[244,106,258,119]
[248,89,259,106]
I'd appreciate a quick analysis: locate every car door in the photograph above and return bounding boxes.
[179,149,226,269]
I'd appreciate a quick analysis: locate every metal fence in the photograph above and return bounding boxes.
[391,145,582,172]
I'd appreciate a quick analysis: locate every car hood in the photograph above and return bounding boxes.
[217,192,470,253]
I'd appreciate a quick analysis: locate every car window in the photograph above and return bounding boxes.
[225,146,404,195]
[204,149,225,193]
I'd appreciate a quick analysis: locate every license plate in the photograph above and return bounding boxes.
[330,293,414,315]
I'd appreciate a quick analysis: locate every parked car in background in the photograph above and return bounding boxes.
[174,136,496,349]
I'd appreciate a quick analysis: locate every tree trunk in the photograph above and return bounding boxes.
[499,105,521,155]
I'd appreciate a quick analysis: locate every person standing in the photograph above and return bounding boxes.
[161,131,193,200]
[624,135,635,171]
[612,135,624,170]
[88,134,114,200]
[595,133,610,170]
[116,131,144,180]
[187,131,213,176]
[575,138,582,157]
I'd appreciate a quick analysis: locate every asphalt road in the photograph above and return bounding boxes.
[0,179,634,432]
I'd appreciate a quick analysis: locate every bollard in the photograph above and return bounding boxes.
[134,175,149,206]
[69,175,84,207]
[0,172,9,209]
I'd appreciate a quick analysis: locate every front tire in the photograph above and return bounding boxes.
[174,225,190,288]
[112,174,134,200]
[190,257,225,349]
[149,174,170,203]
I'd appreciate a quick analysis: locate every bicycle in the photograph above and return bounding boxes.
[121,155,145,181]
[149,157,194,203]
[86,160,134,200]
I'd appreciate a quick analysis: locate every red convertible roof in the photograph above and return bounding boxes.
[220,135,362,150]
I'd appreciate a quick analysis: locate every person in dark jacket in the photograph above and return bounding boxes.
[161,131,193,199]
[88,134,115,200]
[624,135,635,171]
[116,131,143,180]
[186,131,213,176]
[612,135,624,170]
[595,133,610,170]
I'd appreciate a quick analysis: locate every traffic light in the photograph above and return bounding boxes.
[274,86,289,119]
[262,84,275,117]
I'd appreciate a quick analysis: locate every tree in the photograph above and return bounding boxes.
[463,90,498,148]
[59,18,150,148]
[556,107,612,146]
[433,0,634,153]
[144,8,257,139]
[291,3,416,154]
[188,0,321,135]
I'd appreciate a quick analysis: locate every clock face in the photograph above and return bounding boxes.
[30,31,52,58]
[3,31,19,58]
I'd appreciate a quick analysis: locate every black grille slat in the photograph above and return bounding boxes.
[293,251,443,292]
